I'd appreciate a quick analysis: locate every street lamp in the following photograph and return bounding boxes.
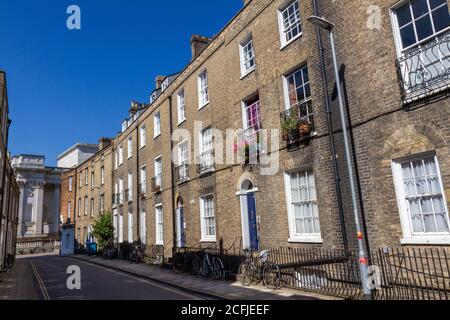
[307,15,372,300]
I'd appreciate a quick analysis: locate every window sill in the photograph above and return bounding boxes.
[153,134,161,140]
[280,33,302,51]
[198,102,210,111]
[200,238,217,243]
[155,242,164,246]
[400,236,450,245]
[240,68,255,80]
[288,236,323,244]
[177,119,186,127]
[140,145,146,150]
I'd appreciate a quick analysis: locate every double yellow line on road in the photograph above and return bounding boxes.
[30,261,51,300]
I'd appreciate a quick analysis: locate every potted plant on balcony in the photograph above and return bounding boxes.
[298,119,313,137]
[281,108,300,141]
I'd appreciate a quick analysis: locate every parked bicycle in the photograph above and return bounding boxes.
[102,242,117,260]
[172,248,201,275]
[128,242,144,264]
[199,249,225,280]
[238,250,281,289]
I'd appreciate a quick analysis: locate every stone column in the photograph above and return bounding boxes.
[17,181,26,238]
[53,184,60,234]
[34,181,45,236]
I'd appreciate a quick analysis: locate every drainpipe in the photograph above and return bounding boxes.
[168,96,177,251]
[135,123,141,244]
[312,0,348,250]
[73,167,78,251]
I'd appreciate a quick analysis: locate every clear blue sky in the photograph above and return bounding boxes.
[0,0,243,166]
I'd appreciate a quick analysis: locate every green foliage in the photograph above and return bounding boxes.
[281,108,299,135]
[92,212,115,249]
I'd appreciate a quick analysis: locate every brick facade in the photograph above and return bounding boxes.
[65,0,450,258]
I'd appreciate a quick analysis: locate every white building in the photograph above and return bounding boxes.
[56,143,98,169]
[12,155,63,242]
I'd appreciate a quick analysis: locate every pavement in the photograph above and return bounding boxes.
[0,258,42,300]
[70,254,327,300]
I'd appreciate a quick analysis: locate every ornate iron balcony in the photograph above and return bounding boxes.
[139,183,147,197]
[151,175,162,192]
[396,34,450,105]
[197,151,215,175]
[175,163,189,184]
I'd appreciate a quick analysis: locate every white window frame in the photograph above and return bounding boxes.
[154,156,162,188]
[91,171,95,189]
[154,111,161,138]
[239,35,256,77]
[177,89,186,125]
[140,208,147,244]
[278,0,302,49]
[68,177,73,192]
[127,172,133,202]
[78,198,81,217]
[128,211,133,243]
[118,146,124,165]
[84,196,88,216]
[100,194,104,213]
[198,70,209,109]
[391,153,450,245]
[155,204,164,245]
[140,125,147,148]
[101,166,105,185]
[127,137,132,159]
[283,169,323,243]
[200,194,216,242]
[140,165,147,196]
[90,198,94,218]
[119,214,124,243]
[119,178,124,204]
[114,151,118,170]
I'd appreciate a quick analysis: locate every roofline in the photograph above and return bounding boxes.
[57,143,99,160]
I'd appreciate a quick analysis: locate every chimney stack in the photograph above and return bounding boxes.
[190,34,211,60]
[98,137,112,151]
[155,75,165,90]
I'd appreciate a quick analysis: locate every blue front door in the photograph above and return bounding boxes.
[179,206,186,247]
[247,192,259,250]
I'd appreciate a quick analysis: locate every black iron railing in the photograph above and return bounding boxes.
[170,245,450,300]
[396,34,450,105]
[125,189,132,202]
[175,163,189,184]
[197,151,215,175]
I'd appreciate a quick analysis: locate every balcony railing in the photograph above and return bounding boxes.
[139,183,147,198]
[280,100,315,150]
[237,128,261,166]
[197,150,215,175]
[151,175,162,192]
[175,163,189,184]
[125,189,132,202]
[396,34,450,105]
[112,193,123,206]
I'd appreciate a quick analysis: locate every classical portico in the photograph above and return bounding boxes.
[12,155,62,240]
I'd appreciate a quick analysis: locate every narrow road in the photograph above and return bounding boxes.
[28,255,208,300]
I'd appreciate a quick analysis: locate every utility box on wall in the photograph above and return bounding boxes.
[61,224,75,256]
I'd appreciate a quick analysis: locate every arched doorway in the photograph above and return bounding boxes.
[237,179,259,250]
[176,198,186,248]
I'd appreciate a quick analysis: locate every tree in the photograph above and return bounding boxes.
[92,212,114,250]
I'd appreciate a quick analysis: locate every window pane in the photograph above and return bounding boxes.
[436,213,450,232]
[397,4,413,27]
[432,5,450,32]
[430,0,447,9]
[412,0,429,18]
[400,24,417,47]
[415,15,434,41]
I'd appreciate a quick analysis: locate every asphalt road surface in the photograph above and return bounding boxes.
[28,255,208,300]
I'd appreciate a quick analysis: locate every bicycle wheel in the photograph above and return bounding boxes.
[199,257,210,277]
[211,256,225,280]
[189,255,200,275]
[172,252,185,274]
[262,262,281,290]
[238,262,256,286]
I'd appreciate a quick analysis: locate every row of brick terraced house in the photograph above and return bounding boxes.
[59,0,450,262]
[0,71,20,270]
